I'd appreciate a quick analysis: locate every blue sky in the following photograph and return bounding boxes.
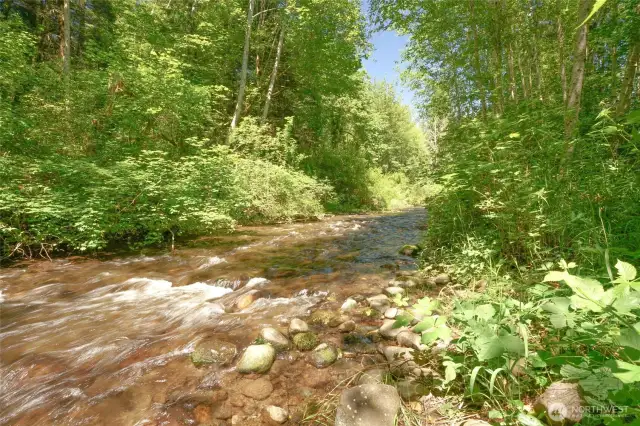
[360,1,416,112]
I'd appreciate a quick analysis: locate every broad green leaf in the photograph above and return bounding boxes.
[615,260,637,282]
[560,364,591,379]
[393,313,413,329]
[610,360,640,384]
[550,313,567,329]
[475,335,505,361]
[617,328,640,351]
[475,304,496,320]
[543,271,567,282]
[422,324,452,344]
[500,333,525,355]
[412,317,436,333]
[517,413,546,426]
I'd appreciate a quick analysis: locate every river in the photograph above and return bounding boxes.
[0,208,426,425]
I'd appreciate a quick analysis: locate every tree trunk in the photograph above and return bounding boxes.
[564,0,594,143]
[507,42,517,102]
[615,43,640,117]
[77,0,86,58]
[469,0,487,119]
[231,0,254,130]
[62,0,71,75]
[516,42,529,99]
[557,16,567,104]
[262,21,285,122]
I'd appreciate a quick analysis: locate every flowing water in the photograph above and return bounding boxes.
[0,208,426,425]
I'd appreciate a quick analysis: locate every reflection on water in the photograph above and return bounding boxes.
[0,208,425,425]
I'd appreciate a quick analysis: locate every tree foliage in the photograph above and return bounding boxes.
[0,0,428,258]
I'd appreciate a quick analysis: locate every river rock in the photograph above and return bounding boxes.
[399,245,420,257]
[338,320,356,332]
[396,331,423,350]
[533,382,583,425]
[434,273,450,285]
[383,346,418,376]
[240,377,273,400]
[309,310,341,327]
[236,290,261,310]
[396,270,418,277]
[293,332,318,350]
[396,379,428,401]
[246,277,270,288]
[260,327,290,352]
[384,287,405,296]
[341,298,358,311]
[379,319,408,339]
[397,279,417,288]
[265,405,288,424]
[357,368,387,385]
[236,344,276,374]
[190,340,237,367]
[384,308,399,319]
[367,294,390,312]
[309,343,338,368]
[335,384,401,426]
[289,318,309,335]
[461,420,492,426]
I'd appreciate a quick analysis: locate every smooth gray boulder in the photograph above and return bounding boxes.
[289,318,309,335]
[341,298,358,311]
[384,308,398,319]
[383,287,405,296]
[189,340,237,366]
[379,319,408,339]
[367,294,390,312]
[260,327,290,352]
[236,344,276,374]
[396,330,423,350]
[335,384,401,426]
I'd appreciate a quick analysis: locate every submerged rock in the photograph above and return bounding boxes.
[236,344,276,374]
[246,277,270,288]
[240,377,273,400]
[309,343,338,368]
[341,298,358,311]
[190,340,237,367]
[260,327,290,352]
[399,245,420,257]
[338,320,356,333]
[335,384,401,426]
[293,332,318,351]
[367,294,390,312]
[235,290,262,310]
[289,318,309,335]
[309,309,341,327]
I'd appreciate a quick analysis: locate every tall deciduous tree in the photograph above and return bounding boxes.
[231,0,254,130]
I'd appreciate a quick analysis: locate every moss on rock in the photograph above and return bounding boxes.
[293,332,318,351]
